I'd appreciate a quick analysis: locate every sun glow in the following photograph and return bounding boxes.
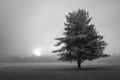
[32,48,42,56]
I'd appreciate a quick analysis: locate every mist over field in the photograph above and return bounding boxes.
[0,54,120,67]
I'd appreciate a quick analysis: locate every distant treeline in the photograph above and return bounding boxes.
[0,55,57,63]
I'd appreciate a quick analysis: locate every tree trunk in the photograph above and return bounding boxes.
[77,60,81,69]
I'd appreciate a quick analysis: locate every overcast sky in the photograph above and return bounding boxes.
[0,0,120,60]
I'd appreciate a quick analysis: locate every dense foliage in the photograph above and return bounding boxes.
[53,9,109,69]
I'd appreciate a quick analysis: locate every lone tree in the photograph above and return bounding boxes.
[53,9,109,69]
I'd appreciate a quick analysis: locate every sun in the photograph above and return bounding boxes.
[32,48,42,57]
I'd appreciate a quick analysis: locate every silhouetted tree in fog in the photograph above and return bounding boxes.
[53,9,110,69]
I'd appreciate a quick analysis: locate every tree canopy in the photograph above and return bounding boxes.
[53,9,109,69]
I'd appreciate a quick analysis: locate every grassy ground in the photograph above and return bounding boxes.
[0,63,120,80]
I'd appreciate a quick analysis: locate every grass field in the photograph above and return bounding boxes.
[0,63,120,80]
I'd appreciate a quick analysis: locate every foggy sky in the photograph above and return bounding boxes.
[0,0,120,61]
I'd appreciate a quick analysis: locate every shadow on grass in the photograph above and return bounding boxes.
[57,66,108,71]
